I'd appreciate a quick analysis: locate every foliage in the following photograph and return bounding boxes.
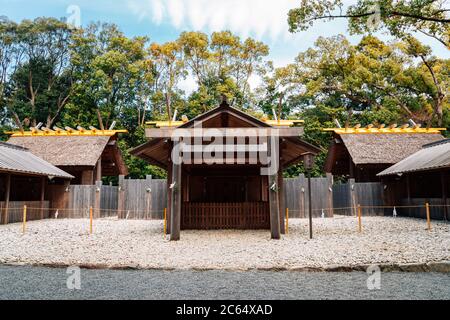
[0,16,449,180]
[288,0,450,46]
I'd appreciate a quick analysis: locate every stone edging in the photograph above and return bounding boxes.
[2,261,449,273]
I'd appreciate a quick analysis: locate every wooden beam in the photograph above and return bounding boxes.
[269,173,281,239]
[145,127,304,138]
[278,162,285,235]
[2,174,11,224]
[96,158,102,182]
[170,141,182,241]
[268,136,281,239]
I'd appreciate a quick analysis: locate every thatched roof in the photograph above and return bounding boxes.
[324,132,445,175]
[0,142,73,179]
[378,139,450,176]
[340,133,444,165]
[7,135,111,167]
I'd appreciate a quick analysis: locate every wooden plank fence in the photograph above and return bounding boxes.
[181,202,269,230]
[0,201,49,223]
[284,174,334,218]
[332,179,384,216]
[398,198,449,220]
[0,175,395,225]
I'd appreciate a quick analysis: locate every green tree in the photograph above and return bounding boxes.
[288,0,449,46]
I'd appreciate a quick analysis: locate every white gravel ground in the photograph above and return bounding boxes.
[0,216,449,270]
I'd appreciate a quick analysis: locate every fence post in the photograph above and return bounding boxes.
[299,174,306,218]
[285,207,289,234]
[357,204,362,233]
[90,206,93,234]
[349,179,357,216]
[94,181,102,219]
[145,175,152,220]
[327,173,334,217]
[22,205,27,234]
[425,202,431,231]
[118,175,125,219]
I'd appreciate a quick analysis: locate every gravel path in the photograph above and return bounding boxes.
[0,216,449,270]
[0,266,449,300]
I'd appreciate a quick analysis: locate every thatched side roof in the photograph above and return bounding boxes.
[340,133,444,165]
[0,142,73,179]
[7,135,111,167]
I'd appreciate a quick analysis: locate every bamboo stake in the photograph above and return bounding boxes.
[90,206,93,234]
[425,203,431,231]
[357,204,362,233]
[22,205,27,234]
[285,208,289,234]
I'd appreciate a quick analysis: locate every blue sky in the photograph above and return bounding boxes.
[1,0,448,91]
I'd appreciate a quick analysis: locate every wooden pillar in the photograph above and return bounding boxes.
[267,136,280,239]
[62,180,70,218]
[166,162,173,234]
[406,174,412,217]
[326,173,334,217]
[170,140,182,241]
[269,173,281,239]
[95,158,102,182]
[299,174,306,218]
[118,175,125,219]
[278,164,285,234]
[349,178,356,216]
[2,174,11,225]
[145,175,152,219]
[40,176,46,220]
[94,180,102,219]
[349,159,355,179]
[81,170,94,185]
[441,171,448,221]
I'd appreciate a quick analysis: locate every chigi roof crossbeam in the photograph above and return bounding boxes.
[7,126,128,137]
[323,124,446,134]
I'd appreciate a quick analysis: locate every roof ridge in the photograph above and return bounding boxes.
[0,141,29,151]
[423,138,450,149]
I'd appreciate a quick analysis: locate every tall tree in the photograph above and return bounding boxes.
[288,0,450,46]
[0,17,72,129]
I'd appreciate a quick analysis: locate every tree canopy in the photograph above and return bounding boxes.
[0,16,448,179]
[288,0,449,46]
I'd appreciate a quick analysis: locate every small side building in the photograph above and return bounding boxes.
[378,139,450,220]
[0,142,73,224]
[324,126,445,182]
[7,128,128,185]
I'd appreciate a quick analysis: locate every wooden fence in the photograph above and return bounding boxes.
[57,177,167,219]
[0,175,400,225]
[284,174,334,218]
[0,201,49,224]
[181,202,270,230]
[332,179,384,216]
[398,198,449,220]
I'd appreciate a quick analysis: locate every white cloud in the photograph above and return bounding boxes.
[178,74,198,95]
[127,0,299,41]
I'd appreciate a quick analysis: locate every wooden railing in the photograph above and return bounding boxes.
[181,202,270,230]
